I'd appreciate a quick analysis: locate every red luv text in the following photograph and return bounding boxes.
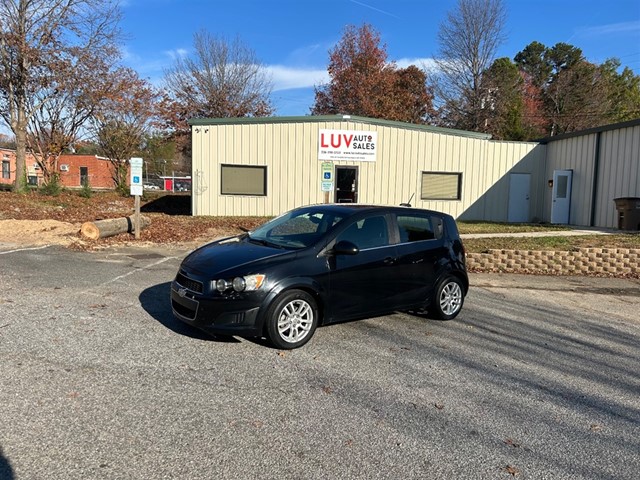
[320,133,353,149]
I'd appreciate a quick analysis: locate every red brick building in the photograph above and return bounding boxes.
[57,154,122,189]
[1,148,41,186]
[1,150,125,189]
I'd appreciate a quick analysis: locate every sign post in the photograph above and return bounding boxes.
[321,161,334,204]
[129,157,144,239]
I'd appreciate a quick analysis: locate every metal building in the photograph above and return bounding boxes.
[189,115,639,229]
[540,119,640,228]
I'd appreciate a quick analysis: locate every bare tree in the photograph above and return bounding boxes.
[164,30,273,134]
[27,60,111,183]
[434,0,507,131]
[0,0,121,191]
[165,31,273,118]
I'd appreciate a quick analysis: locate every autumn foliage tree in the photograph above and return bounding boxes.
[312,24,433,124]
[514,41,640,136]
[0,0,121,191]
[90,68,162,193]
[26,54,121,185]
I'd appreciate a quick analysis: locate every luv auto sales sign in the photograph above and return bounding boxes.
[318,129,377,162]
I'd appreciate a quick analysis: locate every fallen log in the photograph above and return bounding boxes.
[80,215,151,240]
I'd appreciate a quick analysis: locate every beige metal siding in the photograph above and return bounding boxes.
[543,123,640,228]
[543,134,597,225]
[596,124,640,227]
[192,119,543,220]
[459,141,545,222]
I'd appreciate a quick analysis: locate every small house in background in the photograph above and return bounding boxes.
[1,150,125,190]
[1,148,42,187]
[57,154,122,189]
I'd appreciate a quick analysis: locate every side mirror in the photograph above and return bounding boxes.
[331,240,359,256]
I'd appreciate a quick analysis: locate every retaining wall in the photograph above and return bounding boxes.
[467,248,640,276]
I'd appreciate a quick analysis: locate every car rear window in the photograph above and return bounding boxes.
[397,215,442,242]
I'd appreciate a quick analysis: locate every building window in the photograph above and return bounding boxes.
[2,160,9,179]
[27,175,38,186]
[221,165,267,196]
[80,167,89,187]
[421,172,462,201]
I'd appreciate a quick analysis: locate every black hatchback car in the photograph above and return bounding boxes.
[171,204,468,349]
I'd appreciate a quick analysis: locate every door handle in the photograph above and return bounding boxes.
[384,257,396,265]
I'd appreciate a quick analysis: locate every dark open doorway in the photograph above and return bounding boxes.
[335,166,358,203]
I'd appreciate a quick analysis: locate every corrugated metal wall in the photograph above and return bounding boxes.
[596,124,640,227]
[192,119,543,220]
[543,122,640,228]
[461,141,545,222]
[544,134,597,225]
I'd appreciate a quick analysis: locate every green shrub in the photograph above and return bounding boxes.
[78,181,93,198]
[39,174,63,196]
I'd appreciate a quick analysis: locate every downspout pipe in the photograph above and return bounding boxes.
[589,132,602,227]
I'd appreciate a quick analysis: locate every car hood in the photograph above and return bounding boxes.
[182,235,296,276]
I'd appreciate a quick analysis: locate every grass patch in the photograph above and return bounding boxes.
[458,221,571,234]
[464,234,640,253]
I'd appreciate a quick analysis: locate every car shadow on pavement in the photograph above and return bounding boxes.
[0,446,14,480]
[139,282,240,344]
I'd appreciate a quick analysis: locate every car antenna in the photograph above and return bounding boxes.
[400,193,414,207]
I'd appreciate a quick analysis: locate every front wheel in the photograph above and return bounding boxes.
[430,276,465,320]
[265,290,318,349]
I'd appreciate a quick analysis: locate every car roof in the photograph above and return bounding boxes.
[295,203,445,217]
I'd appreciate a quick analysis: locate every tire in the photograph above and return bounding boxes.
[265,290,318,349]
[430,276,465,320]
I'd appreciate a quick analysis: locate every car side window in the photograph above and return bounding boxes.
[336,215,389,249]
[397,214,440,242]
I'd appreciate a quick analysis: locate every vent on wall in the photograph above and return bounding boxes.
[60,164,69,172]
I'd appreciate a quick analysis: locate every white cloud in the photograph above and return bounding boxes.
[575,21,640,37]
[165,48,189,61]
[266,65,330,91]
[395,57,439,72]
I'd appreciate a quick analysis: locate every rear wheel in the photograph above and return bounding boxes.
[265,290,318,349]
[430,276,464,320]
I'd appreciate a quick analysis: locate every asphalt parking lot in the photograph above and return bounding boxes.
[1,244,639,479]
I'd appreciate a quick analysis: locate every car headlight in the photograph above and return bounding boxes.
[213,274,266,293]
[242,274,266,291]
[215,279,231,292]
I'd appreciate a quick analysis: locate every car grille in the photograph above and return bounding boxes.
[172,298,197,320]
[175,271,204,293]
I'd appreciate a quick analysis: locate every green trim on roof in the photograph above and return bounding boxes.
[537,118,640,144]
[188,114,492,140]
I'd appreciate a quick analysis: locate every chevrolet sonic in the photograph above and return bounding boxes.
[171,204,468,349]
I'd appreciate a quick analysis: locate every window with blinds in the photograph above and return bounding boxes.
[421,172,462,200]
[221,165,267,196]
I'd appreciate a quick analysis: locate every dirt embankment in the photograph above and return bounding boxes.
[0,191,262,249]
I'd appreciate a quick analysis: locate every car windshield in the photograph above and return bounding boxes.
[249,209,345,249]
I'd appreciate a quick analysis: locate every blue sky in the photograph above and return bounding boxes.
[120,0,640,116]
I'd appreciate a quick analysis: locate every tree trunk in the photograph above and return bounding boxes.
[80,215,151,240]
[13,111,28,191]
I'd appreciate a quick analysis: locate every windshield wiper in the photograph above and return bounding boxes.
[247,236,284,249]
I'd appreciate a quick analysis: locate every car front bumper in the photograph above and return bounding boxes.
[170,281,265,337]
